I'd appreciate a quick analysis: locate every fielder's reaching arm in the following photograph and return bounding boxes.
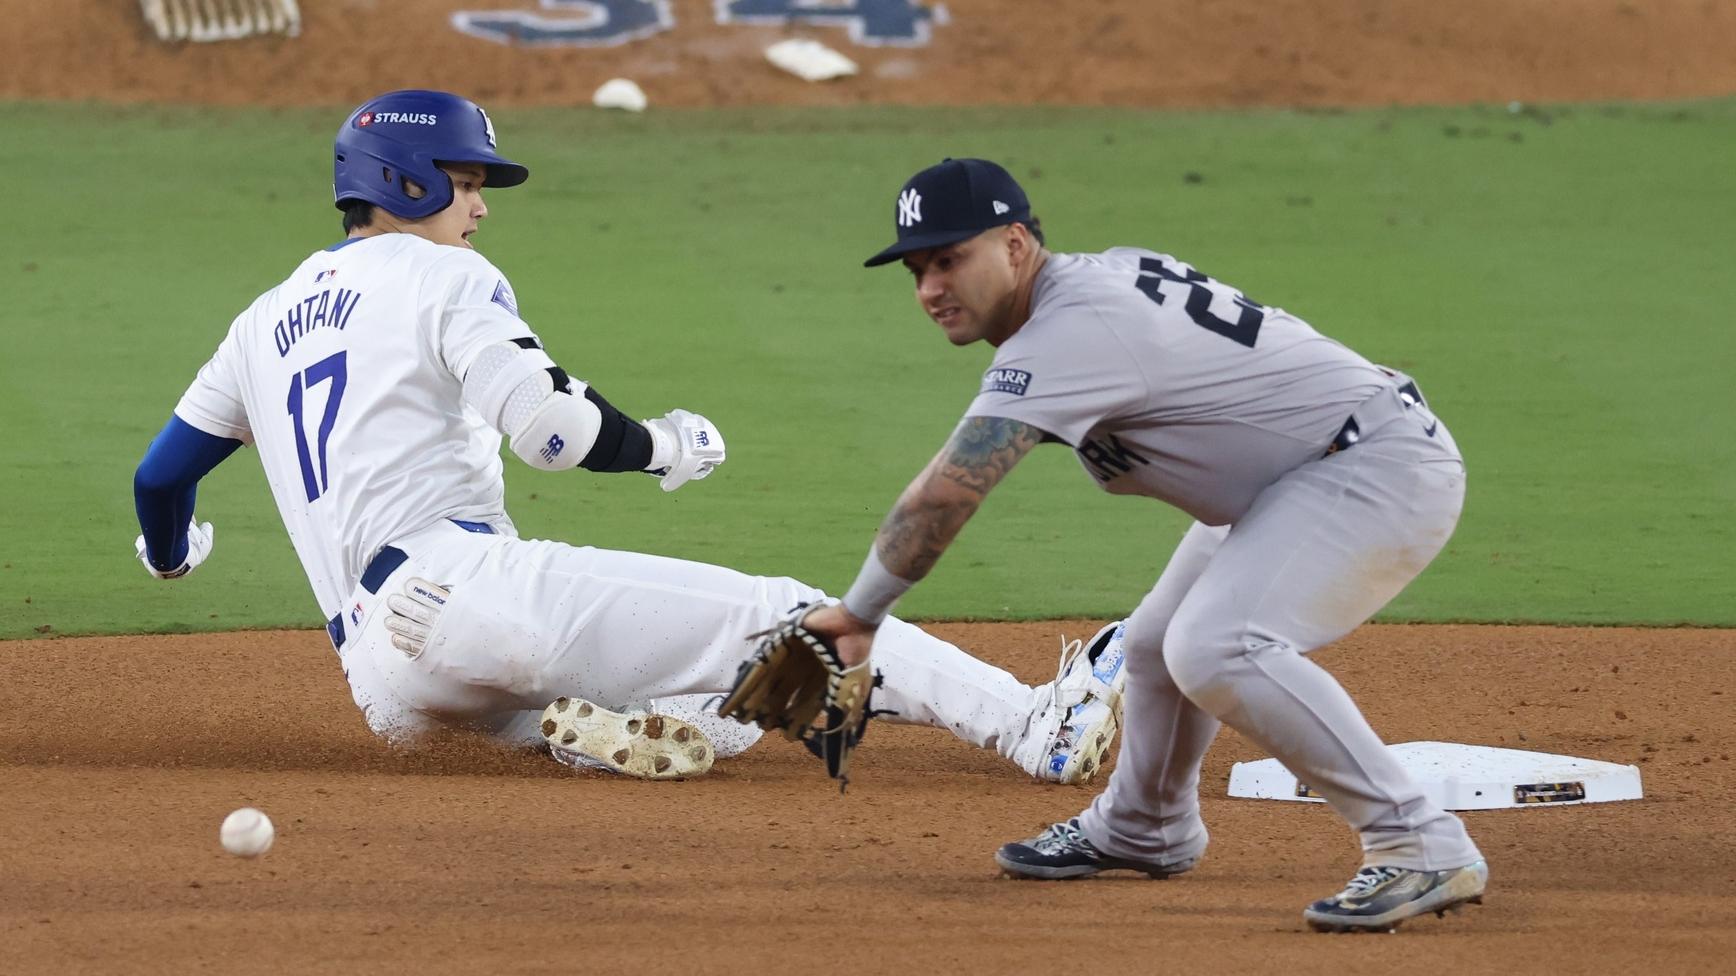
[802,415,1047,664]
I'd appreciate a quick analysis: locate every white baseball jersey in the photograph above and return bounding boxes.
[173,234,534,617]
[965,248,1395,525]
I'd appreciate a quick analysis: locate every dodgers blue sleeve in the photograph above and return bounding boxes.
[133,415,244,571]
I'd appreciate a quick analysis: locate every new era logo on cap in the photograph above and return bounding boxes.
[993,200,1010,215]
[898,187,923,227]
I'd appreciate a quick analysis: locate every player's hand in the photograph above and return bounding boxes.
[642,409,726,492]
[384,578,450,660]
[798,602,878,669]
[134,518,215,580]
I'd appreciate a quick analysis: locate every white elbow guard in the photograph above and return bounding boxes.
[466,341,558,424]
[464,341,602,471]
[509,383,602,471]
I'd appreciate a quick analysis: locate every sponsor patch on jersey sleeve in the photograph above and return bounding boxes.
[491,279,519,317]
[980,367,1032,396]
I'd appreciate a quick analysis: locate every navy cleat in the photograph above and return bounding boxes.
[995,818,1199,880]
[1303,860,1488,933]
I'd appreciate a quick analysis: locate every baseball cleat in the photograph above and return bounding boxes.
[995,818,1198,880]
[540,697,715,780]
[1302,860,1488,933]
[1012,621,1128,784]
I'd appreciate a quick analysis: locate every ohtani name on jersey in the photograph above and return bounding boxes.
[273,288,363,358]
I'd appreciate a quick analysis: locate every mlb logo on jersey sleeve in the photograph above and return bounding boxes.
[491,279,519,316]
[981,368,1032,396]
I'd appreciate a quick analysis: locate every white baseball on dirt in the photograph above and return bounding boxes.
[220,807,275,858]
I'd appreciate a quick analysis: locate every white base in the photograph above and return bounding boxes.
[764,39,860,81]
[1227,741,1643,811]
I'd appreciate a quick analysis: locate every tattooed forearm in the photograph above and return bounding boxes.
[877,495,974,581]
[935,416,1046,495]
[874,417,1046,582]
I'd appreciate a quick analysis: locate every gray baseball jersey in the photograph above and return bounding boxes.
[975,249,1483,874]
[964,248,1394,525]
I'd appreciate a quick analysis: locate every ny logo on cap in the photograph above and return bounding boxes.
[897,187,923,227]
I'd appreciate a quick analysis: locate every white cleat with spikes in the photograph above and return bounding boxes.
[540,697,716,780]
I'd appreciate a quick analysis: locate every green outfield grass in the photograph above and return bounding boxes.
[1,99,1730,637]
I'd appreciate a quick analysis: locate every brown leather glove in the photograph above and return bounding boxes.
[718,604,875,787]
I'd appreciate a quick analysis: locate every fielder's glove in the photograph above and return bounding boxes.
[800,670,887,767]
[718,603,877,788]
[643,408,725,492]
[134,518,215,580]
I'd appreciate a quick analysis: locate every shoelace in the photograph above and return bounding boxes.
[1056,633,1087,675]
[1048,633,1090,707]
[1033,819,1098,856]
[1017,633,1103,755]
[1338,866,1407,899]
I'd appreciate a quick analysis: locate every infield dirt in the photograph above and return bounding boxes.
[3,623,1733,972]
[3,0,1736,109]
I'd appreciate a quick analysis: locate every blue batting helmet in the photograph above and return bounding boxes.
[333,89,529,220]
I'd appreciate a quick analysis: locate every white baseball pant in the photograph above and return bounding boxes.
[333,522,1039,761]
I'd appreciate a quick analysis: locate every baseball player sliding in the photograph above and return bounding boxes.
[744,158,1487,932]
[130,94,1127,786]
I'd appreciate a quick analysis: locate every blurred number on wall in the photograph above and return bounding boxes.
[717,0,943,46]
[451,0,674,47]
[451,0,944,47]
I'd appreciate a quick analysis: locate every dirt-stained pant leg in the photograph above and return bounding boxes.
[481,613,1037,758]
[1084,414,1482,871]
[340,528,1033,755]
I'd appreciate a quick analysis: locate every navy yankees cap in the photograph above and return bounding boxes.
[863,158,1032,268]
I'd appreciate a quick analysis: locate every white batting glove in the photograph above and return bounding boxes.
[642,409,726,492]
[134,519,215,580]
[384,578,450,660]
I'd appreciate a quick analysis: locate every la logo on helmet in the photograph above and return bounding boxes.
[479,107,497,148]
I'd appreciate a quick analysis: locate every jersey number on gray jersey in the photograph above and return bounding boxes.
[1133,256,1266,348]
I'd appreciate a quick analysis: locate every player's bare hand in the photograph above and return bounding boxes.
[798,602,877,668]
[134,518,215,580]
[643,409,726,491]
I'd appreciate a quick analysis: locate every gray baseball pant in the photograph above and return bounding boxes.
[1079,392,1483,872]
